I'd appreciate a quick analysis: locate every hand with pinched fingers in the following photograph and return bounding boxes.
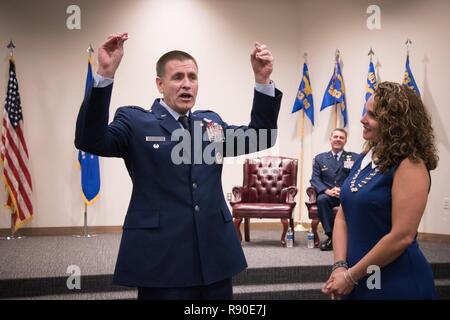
[322,268,356,299]
[250,42,274,85]
[97,32,129,78]
[322,273,341,300]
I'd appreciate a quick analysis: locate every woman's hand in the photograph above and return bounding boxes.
[322,267,355,299]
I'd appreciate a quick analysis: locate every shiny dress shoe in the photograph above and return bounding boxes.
[320,238,333,251]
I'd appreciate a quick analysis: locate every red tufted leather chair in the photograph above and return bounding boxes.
[230,156,298,246]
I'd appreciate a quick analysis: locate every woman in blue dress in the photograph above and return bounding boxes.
[322,82,439,299]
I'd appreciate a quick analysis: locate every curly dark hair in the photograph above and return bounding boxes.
[364,81,439,172]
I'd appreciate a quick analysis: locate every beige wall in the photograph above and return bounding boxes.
[0,0,449,234]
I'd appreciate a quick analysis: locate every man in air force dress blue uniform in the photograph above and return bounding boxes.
[75,33,282,299]
[310,128,358,251]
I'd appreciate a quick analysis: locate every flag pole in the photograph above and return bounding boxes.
[1,40,23,241]
[298,54,306,229]
[74,202,96,238]
[0,211,23,240]
[333,103,338,129]
[83,203,88,236]
[295,108,305,231]
[73,44,97,239]
[333,49,340,129]
[294,53,308,232]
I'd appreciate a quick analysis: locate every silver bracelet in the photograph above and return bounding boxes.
[344,270,358,286]
[332,260,348,272]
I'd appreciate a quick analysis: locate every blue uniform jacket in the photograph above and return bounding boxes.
[75,84,282,287]
[310,151,359,195]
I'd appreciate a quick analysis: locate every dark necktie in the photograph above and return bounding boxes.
[334,154,339,161]
[178,115,190,131]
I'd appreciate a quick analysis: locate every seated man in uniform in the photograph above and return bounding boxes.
[310,128,358,251]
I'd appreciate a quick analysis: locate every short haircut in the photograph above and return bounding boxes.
[331,128,347,138]
[156,50,198,77]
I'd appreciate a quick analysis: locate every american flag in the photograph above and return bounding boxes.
[0,58,33,230]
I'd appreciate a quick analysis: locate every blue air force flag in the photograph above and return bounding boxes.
[403,55,420,96]
[321,61,348,127]
[78,151,100,204]
[363,61,378,116]
[78,58,100,205]
[292,63,314,125]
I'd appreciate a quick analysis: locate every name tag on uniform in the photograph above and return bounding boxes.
[146,136,166,142]
[321,165,328,171]
[206,122,225,142]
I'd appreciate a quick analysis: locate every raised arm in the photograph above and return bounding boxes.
[251,42,273,85]
[97,32,128,78]
[218,42,281,157]
[75,33,131,157]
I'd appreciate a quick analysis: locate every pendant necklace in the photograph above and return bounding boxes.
[350,166,380,193]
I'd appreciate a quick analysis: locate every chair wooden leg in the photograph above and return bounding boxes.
[290,218,295,242]
[311,218,320,247]
[234,218,242,242]
[280,218,288,245]
[244,218,250,242]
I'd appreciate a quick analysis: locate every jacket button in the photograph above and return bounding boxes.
[194,205,200,212]
[192,183,197,189]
